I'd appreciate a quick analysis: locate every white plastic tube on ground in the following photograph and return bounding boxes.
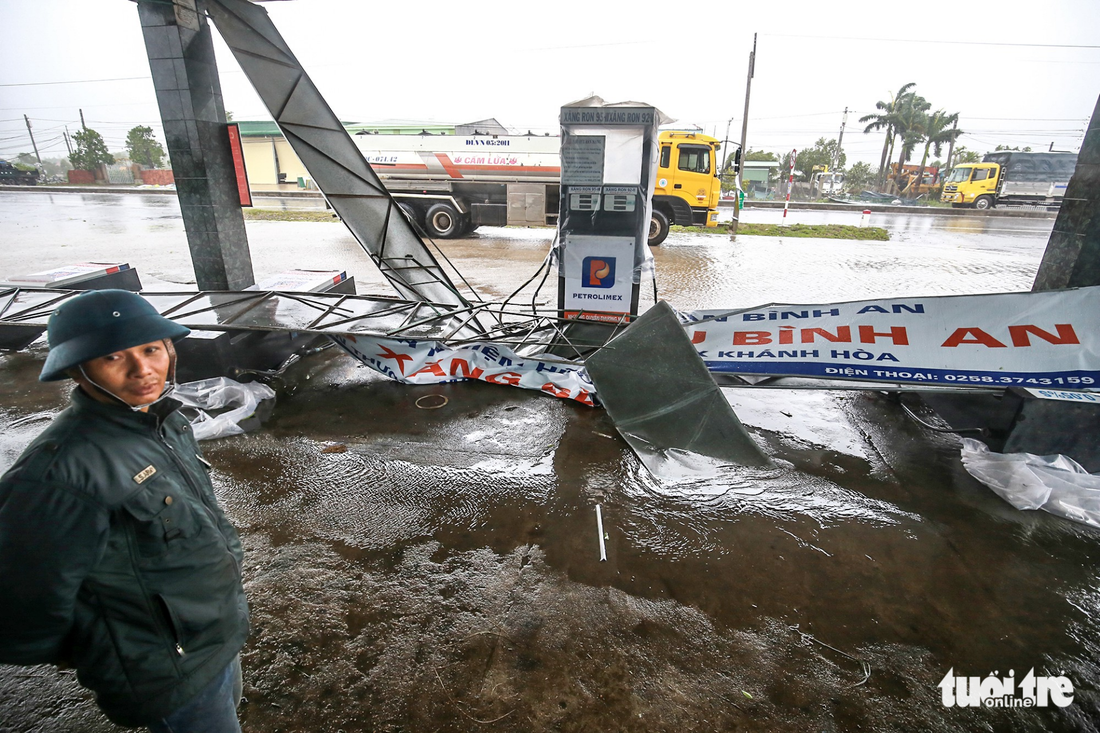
[596,504,607,562]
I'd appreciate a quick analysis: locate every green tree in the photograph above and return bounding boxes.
[721,149,779,173]
[889,93,931,182]
[795,138,846,182]
[915,110,962,187]
[844,161,875,192]
[859,82,916,186]
[14,152,37,166]
[994,144,1033,152]
[125,125,166,168]
[951,146,982,165]
[744,148,778,162]
[69,128,114,172]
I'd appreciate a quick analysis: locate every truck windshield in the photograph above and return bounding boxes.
[945,167,972,183]
[677,145,711,175]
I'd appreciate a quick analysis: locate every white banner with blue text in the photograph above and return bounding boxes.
[683,287,1100,389]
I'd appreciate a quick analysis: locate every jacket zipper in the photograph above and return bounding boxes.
[155,594,186,656]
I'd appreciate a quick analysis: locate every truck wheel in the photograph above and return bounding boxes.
[425,203,466,238]
[648,210,670,246]
[973,195,994,210]
[397,203,427,233]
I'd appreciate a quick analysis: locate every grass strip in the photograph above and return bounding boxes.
[672,223,890,241]
[243,208,341,223]
[244,210,890,241]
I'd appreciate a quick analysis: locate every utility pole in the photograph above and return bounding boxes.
[943,118,958,180]
[24,115,41,164]
[834,107,848,171]
[722,116,735,172]
[732,32,756,235]
[79,109,87,131]
[63,126,73,156]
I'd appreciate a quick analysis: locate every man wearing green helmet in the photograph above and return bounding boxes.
[0,289,249,732]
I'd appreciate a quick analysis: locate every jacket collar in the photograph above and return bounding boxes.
[69,386,183,431]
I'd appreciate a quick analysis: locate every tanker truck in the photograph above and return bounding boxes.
[351,130,722,245]
[940,150,1077,210]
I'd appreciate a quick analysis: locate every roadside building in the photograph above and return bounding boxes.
[742,160,780,198]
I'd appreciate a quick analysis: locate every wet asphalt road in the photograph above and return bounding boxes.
[1,191,1097,732]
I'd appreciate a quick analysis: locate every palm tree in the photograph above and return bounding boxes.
[859,82,916,189]
[915,110,962,187]
[889,93,931,193]
[893,95,931,167]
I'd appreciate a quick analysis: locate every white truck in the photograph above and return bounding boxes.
[351,130,723,245]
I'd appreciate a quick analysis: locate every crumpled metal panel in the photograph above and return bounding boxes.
[584,301,770,468]
[203,0,469,313]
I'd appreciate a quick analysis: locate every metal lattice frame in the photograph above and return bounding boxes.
[0,286,1008,394]
[0,287,613,363]
[203,0,476,321]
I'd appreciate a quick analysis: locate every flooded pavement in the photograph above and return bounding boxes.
[2,191,1098,732]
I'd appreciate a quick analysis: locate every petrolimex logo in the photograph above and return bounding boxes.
[939,668,1074,708]
[582,257,615,289]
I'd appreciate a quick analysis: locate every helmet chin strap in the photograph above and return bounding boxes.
[78,339,179,412]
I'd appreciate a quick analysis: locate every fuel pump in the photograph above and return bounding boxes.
[556,100,660,323]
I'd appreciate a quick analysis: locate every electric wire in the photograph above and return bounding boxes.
[897,400,987,436]
[763,32,1100,50]
[496,232,557,320]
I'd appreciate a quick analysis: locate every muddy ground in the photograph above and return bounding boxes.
[1,192,1097,731]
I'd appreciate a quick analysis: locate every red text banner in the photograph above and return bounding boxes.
[683,287,1100,389]
[331,335,597,405]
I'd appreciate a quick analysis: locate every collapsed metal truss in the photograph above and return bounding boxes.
[0,287,616,363]
[0,286,1003,395]
[203,0,475,318]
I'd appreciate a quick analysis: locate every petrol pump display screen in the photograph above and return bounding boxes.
[561,135,605,186]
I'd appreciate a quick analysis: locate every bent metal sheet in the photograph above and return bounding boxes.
[682,287,1100,389]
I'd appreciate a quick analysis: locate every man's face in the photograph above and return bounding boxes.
[76,340,170,411]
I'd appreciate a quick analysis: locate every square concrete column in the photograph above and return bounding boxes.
[1033,93,1100,291]
[137,0,255,290]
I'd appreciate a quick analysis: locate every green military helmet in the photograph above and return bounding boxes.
[40,289,190,382]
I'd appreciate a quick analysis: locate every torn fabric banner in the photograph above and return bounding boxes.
[331,334,597,405]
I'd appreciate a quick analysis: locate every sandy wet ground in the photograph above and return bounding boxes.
[1,192,1097,732]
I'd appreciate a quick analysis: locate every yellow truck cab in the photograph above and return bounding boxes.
[651,130,722,242]
[940,163,1000,209]
[941,151,1076,210]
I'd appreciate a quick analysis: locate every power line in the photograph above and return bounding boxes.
[763,32,1100,50]
[964,116,1089,122]
[0,76,151,88]
[0,103,158,112]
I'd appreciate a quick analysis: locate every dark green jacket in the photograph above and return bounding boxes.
[0,388,249,727]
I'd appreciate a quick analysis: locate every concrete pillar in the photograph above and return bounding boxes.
[137,0,255,290]
[1033,94,1100,291]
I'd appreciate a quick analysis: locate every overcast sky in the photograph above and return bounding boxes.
[2,0,1098,168]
